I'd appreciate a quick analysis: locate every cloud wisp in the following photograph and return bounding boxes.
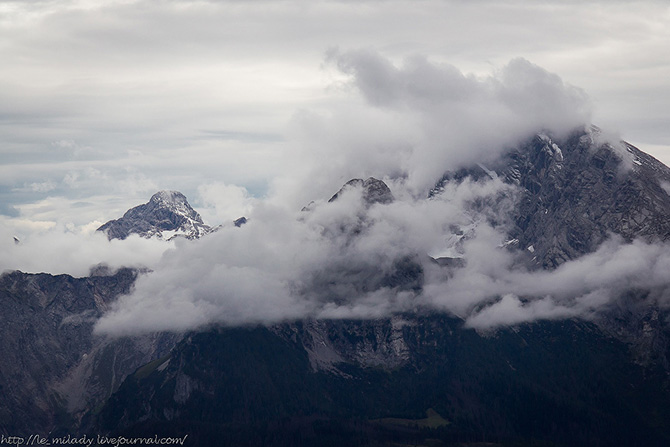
[430,230,670,329]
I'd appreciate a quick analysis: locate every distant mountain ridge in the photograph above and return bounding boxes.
[97,190,212,241]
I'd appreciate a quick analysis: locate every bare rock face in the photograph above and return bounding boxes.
[271,317,413,372]
[434,128,670,269]
[509,132,670,268]
[97,191,212,241]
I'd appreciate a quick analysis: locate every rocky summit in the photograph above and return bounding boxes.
[496,128,670,268]
[328,177,394,205]
[430,127,670,269]
[97,190,212,241]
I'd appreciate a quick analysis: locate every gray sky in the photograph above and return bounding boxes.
[2,0,670,237]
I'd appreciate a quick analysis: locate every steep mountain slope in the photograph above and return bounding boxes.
[97,190,212,241]
[88,126,670,446]
[0,268,179,436]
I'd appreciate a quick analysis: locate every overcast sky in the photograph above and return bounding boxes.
[2,0,670,238]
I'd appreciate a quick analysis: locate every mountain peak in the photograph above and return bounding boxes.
[328,177,394,205]
[433,127,670,269]
[150,190,188,205]
[97,191,212,241]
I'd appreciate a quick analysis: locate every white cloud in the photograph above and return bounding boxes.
[464,294,580,330]
[196,182,256,225]
[435,235,670,329]
[86,43,670,335]
[25,181,57,193]
[0,222,171,277]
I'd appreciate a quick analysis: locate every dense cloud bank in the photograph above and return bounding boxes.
[274,52,592,208]
[94,178,517,334]
[95,177,670,334]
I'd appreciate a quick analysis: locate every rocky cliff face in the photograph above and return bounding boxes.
[97,191,212,241]
[271,317,413,372]
[433,127,670,269]
[0,268,179,436]
[509,130,670,268]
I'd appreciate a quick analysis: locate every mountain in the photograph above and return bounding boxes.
[6,125,670,445]
[87,126,670,446]
[97,190,212,241]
